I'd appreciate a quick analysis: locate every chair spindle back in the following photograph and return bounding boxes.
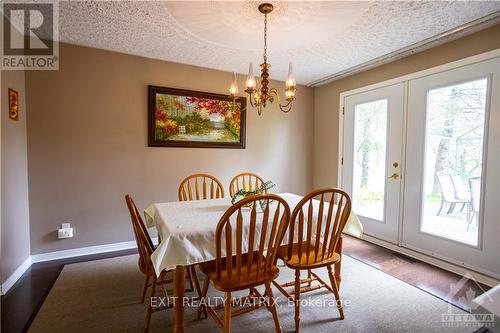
[285,188,351,264]
[178,173,225,201]
[229,172,266,197]
[215,194,291,282]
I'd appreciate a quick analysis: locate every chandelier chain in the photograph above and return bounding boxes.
[263,12,267,63]
[231,3,296,115]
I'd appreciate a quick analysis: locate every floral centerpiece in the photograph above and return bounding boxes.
[231,180,276,210]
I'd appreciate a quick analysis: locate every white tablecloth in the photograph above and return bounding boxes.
[144,193,363,275]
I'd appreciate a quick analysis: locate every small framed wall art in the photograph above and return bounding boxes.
[8,88,19,121]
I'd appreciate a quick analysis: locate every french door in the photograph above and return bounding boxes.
[402,58,500,278]
[342,57,500,278]
[342,83,405,244]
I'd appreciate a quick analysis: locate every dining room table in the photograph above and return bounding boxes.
[144,192,363,333]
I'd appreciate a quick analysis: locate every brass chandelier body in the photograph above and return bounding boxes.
[230,3,297,115]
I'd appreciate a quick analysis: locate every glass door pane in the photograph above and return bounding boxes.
[403,57,500,278]
[420,79,488,246]
[343,82,404,244]
[352,99,388,221]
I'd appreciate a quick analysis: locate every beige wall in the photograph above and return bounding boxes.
[1,69,31,283]
[313,24,500,188]
[22,24,500,256]
[25,43,314,255]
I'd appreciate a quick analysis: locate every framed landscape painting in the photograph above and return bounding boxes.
[148,86,246,148]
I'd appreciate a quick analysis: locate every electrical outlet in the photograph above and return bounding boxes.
[58,227,74,239]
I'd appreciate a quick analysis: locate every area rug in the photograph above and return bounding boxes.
[29,254,472,332]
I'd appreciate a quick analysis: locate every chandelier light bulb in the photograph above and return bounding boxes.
[246,62,256,89]
[286,62,296,88]
[229,72,239,96]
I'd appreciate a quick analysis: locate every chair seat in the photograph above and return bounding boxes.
[200,253,279,292]
[277,242,341,269]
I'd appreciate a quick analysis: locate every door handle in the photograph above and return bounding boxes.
[388,173,399,180]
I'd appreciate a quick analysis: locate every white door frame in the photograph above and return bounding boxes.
[338,48,500,279]
[403,59,499,278]
[342,83,405,244]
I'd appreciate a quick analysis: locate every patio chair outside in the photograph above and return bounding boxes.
[450,175,471,213]
[436,174,470,216]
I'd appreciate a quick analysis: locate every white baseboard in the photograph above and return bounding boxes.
[1,257,33,295]
[32,240,135,263]
[31,237,158,263]
[1,237,158,295]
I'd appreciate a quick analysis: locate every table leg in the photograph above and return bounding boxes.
[334,235,343,289]
[173,266,186,333]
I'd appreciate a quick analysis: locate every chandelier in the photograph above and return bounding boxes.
[229,2,296,115]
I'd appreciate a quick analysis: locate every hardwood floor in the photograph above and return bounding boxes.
[342,235,490,311]
[1,248,137,333]
[1,237,491,332]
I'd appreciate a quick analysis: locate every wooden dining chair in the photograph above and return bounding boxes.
[125,194,172,332]
[199,194,291,333]
[177,174,223,295]
[126,195,202,332]
[273,188,352,333]
[229,172,265,197]
[178,173,225,201]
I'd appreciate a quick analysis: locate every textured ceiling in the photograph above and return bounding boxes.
[51,1,500,84]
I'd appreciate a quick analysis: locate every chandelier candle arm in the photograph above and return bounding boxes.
[229,2,297,115]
